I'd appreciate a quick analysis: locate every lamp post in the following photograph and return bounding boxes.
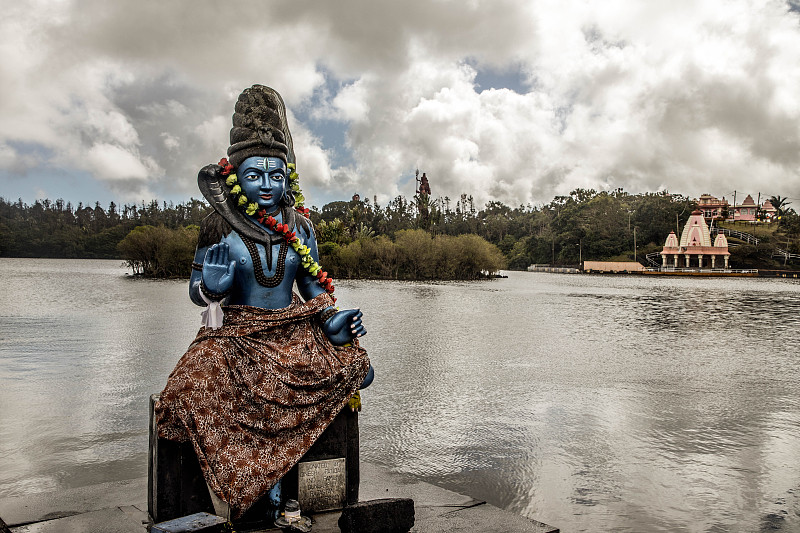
[576,240,582,271]
[786,236,791,267]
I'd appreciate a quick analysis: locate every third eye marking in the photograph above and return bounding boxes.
[256,159,277,169]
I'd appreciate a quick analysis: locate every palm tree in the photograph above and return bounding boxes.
[769,195,791,221]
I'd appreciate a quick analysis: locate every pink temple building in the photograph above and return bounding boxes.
[660,210,730,269]
[761,199,777,221]
[697,193,729,221]
[733,194,757,221]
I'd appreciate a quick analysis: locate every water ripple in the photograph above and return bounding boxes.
[2,261,799,532]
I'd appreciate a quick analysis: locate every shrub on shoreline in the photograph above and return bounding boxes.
[118,225,198,278]
[321,229,505,280]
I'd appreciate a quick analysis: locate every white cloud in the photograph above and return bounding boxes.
[0,143,17,170]
[292,123,335,189]
[193,116,229,153]
[85,143,151,181]
[141,100,189,118]
[1,0,800,207]
[332,80,371,123]
[85,109,141,147]
[161,133,180,151]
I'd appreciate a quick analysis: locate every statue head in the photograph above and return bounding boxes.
[226,85,298,210]
[238,156,290,211]
[198,85,307,238]
[227,85,295,169]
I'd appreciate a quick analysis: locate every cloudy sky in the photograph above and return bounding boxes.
[2,0,800,210]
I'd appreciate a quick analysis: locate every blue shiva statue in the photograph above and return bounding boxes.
[189,155,368,345]
[155,85,373,523]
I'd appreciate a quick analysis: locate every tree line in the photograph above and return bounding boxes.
[312,189,799,270]
[0,197,209,259]
[2,189,798,278]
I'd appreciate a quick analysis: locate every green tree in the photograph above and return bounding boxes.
[117,225,198,277]
[395,229,436,279]
[769,195,791,223]
[316,218,350,245]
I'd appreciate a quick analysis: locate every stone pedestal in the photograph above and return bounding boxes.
[148,395,214,523]
[282,407,360,511]
[148,394,360,525]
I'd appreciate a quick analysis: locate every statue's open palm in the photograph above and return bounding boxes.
[202,243,236,294]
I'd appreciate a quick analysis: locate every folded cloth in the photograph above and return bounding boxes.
[155,292,370,517]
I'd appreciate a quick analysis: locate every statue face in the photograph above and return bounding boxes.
[238,157,287,211]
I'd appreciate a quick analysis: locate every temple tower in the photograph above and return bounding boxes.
[660,210,730,269]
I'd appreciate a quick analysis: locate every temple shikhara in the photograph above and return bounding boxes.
[660,210,730,269]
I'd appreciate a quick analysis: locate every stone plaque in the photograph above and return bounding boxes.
[297,458,346,512]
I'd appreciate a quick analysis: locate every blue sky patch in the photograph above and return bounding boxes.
[472,62,529,94]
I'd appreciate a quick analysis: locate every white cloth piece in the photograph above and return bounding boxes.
[200,289,224,330]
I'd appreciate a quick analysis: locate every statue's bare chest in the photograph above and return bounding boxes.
[221,232,300,305]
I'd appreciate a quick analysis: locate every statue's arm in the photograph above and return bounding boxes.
[296,225,327,302]
[189,245,209,306]
[190,213,236,306]
[295,224,367,346]
[189,241,236,306]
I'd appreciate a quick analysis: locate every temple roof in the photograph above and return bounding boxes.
[662,210,729,255]
[661,209,731,255]
[680,211,712,247]
[664,231,679,248]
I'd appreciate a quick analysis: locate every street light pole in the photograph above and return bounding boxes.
[786,236,791,267]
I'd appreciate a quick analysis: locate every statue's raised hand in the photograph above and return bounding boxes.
[202,243,236,296]
[323,309,366,346]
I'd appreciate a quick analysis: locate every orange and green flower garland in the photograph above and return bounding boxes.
[217,158,335,299]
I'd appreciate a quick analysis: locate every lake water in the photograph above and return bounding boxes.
[0,258,798,532]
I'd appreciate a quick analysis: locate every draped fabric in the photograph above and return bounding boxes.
[154,293,370,517]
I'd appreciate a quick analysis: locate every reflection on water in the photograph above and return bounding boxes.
[0,259,200,496]
[1,260,799,532]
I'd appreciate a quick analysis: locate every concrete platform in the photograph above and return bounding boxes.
[0,464,558,532]
[9,507,147,533]
[0,478,148,527]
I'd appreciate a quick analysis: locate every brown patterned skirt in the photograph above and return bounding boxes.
[154,293,370,516]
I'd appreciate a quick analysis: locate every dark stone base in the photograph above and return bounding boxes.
[338,498,415,533]
[148,395,214,523]
[148,394,360,526]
